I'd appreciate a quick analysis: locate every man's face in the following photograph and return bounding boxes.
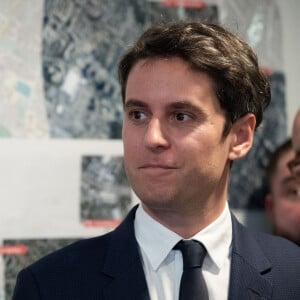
[122,57,239,217]
[291,111,300,178]
[266,149,300,245]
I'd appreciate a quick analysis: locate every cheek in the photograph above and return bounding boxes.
[187,131,223,154]
[286,203,300,221]
[275,201,300,222]
[123,138,142,168]
[123,140,133,166]
[184,141,227,181]
[123,127,138,149]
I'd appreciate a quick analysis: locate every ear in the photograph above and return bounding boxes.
[265,193,274,217]
[228,113,256,161]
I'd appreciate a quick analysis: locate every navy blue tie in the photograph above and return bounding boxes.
[174,240,209,300]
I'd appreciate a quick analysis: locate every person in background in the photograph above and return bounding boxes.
[265,138,300,246]
[291,109,300,178]
[13,21,300,300]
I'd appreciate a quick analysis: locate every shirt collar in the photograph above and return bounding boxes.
[134,203,232,271]
[191,202,232,271]
[134,205,182,271]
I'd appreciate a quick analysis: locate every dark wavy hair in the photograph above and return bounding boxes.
[118,21,270,137]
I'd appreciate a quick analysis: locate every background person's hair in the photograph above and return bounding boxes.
[118,21,271,137]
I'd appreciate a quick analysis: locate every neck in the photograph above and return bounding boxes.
[140,165,230,238]
[141,200,227,239]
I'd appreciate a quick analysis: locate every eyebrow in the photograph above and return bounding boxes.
[168,101,203,112]
[124,99,149,109]
[125,99,204,112]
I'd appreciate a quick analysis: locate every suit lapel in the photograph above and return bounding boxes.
[102,206,150,300]
[228,214,273,300]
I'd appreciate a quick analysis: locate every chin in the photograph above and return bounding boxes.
[137,192,177,208]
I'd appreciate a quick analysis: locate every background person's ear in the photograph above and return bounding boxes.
[228,113,256,161]
[265,193,274,217]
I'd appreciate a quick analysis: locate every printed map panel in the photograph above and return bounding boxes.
[81,155,132,224]
[43,0,218,138]
[0,1,49,138]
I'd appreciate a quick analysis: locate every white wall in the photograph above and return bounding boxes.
[276,0,300,133]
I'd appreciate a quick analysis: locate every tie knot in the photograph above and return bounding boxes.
[174,240,206,269]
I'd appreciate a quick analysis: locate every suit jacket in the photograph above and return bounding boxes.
[13,205,300,300]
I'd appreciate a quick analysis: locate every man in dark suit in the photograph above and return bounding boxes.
[13,21,300,300]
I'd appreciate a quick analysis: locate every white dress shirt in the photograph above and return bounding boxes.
[134,203,232,300]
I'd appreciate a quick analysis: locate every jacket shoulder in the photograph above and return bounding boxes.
[233,216,300,276]
[231,216,300,299]
[28,232,112,275]
[253,230,300,262]
[13,232,115,299]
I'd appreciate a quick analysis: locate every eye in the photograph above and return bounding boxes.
[175,112,191,121]
[287,188,298,196]
[289,188,300,195]
[129,110,146,120]
[285,186,300,201]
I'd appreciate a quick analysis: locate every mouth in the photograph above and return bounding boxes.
[139,164,177,169]
[137,164,178,177]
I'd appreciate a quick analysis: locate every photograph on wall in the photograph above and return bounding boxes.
[0,1,49,138]
[145,1,218,24]
[1,238,79,300]
[81,155,132,226]
[42,0,141,139]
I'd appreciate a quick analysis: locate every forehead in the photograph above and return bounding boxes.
[270,149,295,188]
[125,57,222,114]
[275,149,295,175]
[129,57,192,78]
[129,57,208,80]
[126,57,217,98]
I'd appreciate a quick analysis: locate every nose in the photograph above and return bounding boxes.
[144,118,170,151]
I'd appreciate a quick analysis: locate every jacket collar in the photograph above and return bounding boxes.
[102,205,150,300]
[229,214,272,300]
